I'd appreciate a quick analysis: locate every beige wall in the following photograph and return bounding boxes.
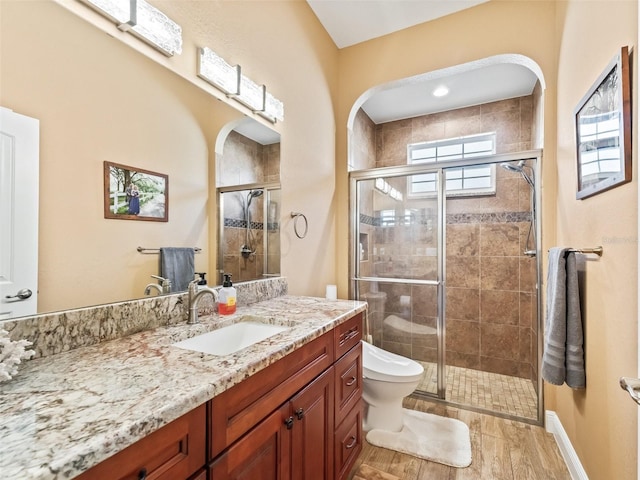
[1,0,339,313]
[552,1,638,479]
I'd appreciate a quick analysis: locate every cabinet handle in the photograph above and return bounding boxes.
[138,468,148,480]
[295,408,304,420]
[340,328,359,346]
[345,435,357,449]
[284,416,294,429]
[345,376,356,387]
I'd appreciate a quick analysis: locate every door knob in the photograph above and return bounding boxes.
[619,377,640,405]
[5,288,32,301]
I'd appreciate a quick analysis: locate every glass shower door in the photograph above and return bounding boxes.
[351,169,444,398]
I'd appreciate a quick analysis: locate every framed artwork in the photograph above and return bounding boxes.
[574,46,631,199]
[103,161,168,221]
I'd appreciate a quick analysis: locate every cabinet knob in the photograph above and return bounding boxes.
[138,467,148,480]
[284,416,294,429]
[345,376,357,387]
[295,408,304,420]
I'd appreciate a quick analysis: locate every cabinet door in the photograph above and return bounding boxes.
[210,404,290,480]
[75,404,206,480]
[290,367,335,480]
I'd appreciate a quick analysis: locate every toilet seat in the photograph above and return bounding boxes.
[362,341,424,383]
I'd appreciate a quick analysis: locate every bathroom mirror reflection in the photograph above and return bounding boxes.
[0,1,281,319]
[218,186,281,285]
[216,118,281,285]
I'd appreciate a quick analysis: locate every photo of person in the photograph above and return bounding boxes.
[128,184,140,215]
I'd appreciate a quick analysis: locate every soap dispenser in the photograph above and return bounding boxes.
[218,273,237,315]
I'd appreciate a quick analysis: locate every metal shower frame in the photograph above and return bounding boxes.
[349,149,544,425]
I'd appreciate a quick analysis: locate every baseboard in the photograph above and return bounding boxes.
[545,410,589,480]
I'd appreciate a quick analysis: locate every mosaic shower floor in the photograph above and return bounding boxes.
[417,362,538,420]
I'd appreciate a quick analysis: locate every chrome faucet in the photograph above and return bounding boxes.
[187,279,219,324]
[144,275,171,296]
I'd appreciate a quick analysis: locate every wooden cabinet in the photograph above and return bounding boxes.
[75,404,206,480]
[209,312,363,480]
[210,368,335,480]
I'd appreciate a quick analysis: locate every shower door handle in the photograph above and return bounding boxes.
[619,377,640,405]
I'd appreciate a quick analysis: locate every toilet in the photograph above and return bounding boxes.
[361,340,424,432]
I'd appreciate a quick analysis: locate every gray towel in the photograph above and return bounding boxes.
[160,247,195,293]
[541,247,585,389]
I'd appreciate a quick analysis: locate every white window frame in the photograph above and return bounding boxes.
[407,133,497,198]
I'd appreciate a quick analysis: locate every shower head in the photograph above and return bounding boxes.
[501,160,527,173]
[246,189,264,208]
[501,160,534,188]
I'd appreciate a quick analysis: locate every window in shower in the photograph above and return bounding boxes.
[408,133,497,197]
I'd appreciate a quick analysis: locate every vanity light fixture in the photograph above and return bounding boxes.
[197,45,285,123]
[260,92,285,123]
[237,74,267,112]
[197,47,241,95]
[79,0,183,56]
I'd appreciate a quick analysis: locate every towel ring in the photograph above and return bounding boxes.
[291,212,308,239]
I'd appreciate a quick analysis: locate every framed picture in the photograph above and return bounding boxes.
[574,45,631,200]
[103,161,168,221]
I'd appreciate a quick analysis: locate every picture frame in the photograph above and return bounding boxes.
[574,45,631,200]
[103,161,168,221]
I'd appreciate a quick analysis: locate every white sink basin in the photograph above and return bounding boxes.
[172,322,289,356]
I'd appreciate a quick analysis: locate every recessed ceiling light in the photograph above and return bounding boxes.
[433,86,449,97]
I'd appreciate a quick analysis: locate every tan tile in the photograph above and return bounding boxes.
[446,287,480,321]
[446,223,479,256]
[480,223,520,256]
[480,323,520,360]
[447,256,480,288]
[480,290,519,325]
[447,319,480,354]
[481,256,519,290]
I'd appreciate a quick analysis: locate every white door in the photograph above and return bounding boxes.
[0,107,39,319]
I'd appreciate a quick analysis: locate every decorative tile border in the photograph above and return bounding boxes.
[360,211,531,227]
[224,218,280,231]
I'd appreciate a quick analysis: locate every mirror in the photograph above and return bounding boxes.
[216,119,281,285]
[0,1,281,319]
[575,46,631,199]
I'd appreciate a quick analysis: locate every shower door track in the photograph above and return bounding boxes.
[350,149,543,425]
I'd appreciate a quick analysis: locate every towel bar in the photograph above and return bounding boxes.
[137,246,202,254]
[566,246,603,257]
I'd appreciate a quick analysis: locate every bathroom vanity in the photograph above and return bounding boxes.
[0,293,365,480]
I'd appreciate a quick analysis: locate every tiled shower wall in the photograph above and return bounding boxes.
[355,96,539,382]
[218,131,280,284]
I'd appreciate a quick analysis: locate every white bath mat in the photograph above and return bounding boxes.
[365,408,472,468]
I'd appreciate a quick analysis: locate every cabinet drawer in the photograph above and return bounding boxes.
[334,343,362,426]
[76,404,206,480]
[334,403,363,480]
[209,330,334,458]
[334,313,363,360]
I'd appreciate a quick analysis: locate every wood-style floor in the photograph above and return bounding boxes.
[349,397,571,480]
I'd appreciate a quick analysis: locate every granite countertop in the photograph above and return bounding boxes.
[0,295,367,480]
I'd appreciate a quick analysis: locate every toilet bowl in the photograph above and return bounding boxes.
[361,340,424,432]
